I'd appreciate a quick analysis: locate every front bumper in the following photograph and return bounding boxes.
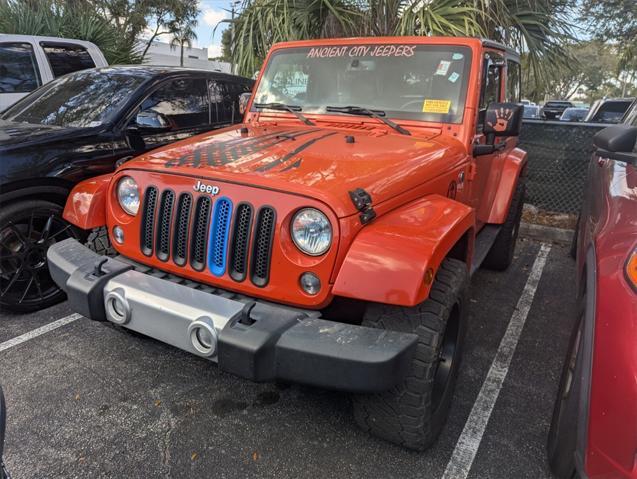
[48,239,417,393]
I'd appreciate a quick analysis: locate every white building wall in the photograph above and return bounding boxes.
[143,40,230,73]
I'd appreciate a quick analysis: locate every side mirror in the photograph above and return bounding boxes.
[238,92,251,116]
[484,102,523,138]
[474,103,523,156]
[593,125,637,164]
[135,110,169,129]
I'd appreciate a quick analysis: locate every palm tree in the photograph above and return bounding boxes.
[170,19,198,67]
[228,0,573,84]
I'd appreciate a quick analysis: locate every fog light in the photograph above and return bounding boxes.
[113,225,124,244]
[300,272,321,295]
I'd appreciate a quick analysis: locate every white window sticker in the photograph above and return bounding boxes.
[448,72,460,83]
[435,60,451,76]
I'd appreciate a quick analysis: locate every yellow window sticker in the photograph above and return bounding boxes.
[422,99,451,114]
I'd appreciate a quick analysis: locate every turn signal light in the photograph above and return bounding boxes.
[626,248,637,293]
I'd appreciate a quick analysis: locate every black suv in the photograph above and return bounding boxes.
[540,100,574,120]
[0,66,253,312]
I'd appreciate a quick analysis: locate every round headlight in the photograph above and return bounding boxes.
[117,176,140,215]
[291,208,332,256]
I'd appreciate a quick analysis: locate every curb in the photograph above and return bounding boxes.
[519,222,574,244]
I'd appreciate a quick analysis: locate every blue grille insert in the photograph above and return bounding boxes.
[208,197,233,276]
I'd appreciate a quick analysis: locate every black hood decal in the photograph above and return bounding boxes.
[255,132,337,172]
[164,128,320,169]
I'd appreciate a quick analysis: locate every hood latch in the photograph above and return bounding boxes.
[349,188,376,225]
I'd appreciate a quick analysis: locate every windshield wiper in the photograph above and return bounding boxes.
[253,102,315,126]
[325,105,410,136]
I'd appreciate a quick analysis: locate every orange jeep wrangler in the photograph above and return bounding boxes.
[48,37,526,450]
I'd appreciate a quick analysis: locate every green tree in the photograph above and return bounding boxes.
[227,0,574,80]
[581,0,637,97]
[170,18,198,66]
[0,0,142,63]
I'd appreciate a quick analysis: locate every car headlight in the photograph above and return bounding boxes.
[117,176,140,215]
[291,208,332,256]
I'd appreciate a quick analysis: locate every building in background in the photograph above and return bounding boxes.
[143,40,230,73]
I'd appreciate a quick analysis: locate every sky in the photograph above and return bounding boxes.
[194,0,233,58]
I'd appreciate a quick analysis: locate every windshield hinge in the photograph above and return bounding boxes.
[349,188,376,225]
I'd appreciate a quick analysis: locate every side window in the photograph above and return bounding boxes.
[209,80,239,124]
[140,78,209,129]
[0,43,41,93]
[506,60,521,103]
[477,53,503,130]
[41,43,96,78]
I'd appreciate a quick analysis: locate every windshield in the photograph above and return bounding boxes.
[1,69,147,127]
[253,44,472,124]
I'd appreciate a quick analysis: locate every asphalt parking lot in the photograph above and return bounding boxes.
[0,236,576,479]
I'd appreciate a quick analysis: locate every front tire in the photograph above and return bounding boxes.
[352,258,468,450]
[0,200,79,313]
[483,176,525,271]
[547,308,584,478]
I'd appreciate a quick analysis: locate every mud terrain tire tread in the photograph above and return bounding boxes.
[352,258,468,451]
[483,175,526,271]
[86,227,116,257]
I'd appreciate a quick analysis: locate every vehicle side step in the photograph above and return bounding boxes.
[470,225,501,276]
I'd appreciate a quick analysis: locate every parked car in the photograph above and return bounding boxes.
[49,37,527,451]
[541,100,574,120]
[548,119,637,477]
[0,34,107,112]
[0,66,254,312]
[0,385,7,479]
[560,107,588,122]
[523,104,541,119]
[585,97,635,124]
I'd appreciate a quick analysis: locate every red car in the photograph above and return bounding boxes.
[548,122,637,478]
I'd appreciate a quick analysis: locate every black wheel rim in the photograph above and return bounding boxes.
[432,303,461,412]
[0,209,76,308]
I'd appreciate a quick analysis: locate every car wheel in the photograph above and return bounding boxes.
[547,308,584,478]
[352,258,468,450]
[0,200,80,313]
[483,176,526,271]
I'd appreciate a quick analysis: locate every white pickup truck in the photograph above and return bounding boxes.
[0,34,108,111]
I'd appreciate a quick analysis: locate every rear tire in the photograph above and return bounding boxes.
[352,258,468,450]
[569,214,580,259]
[547,307,584,478]
[483,176,525,271]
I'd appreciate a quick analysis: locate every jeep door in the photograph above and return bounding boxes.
[470,50,506,227]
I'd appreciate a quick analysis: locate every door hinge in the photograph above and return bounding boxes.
[468,162,477,181]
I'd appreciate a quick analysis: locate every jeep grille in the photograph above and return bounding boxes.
[139,187,275,286]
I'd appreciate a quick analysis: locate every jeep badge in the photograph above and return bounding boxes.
[194,180,220,195]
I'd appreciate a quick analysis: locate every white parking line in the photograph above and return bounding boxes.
[442,243,552,479]
[0,313,82,353]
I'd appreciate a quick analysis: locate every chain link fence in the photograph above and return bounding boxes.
[518,120,607,215]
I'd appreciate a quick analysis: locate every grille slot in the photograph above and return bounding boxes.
[172,193,192,266]
[251,206,276,287]
[208,197,233,276]
[229,203,253,282]
[140,186,158,256]
[155,190,175,261]
[190,196,212,271]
